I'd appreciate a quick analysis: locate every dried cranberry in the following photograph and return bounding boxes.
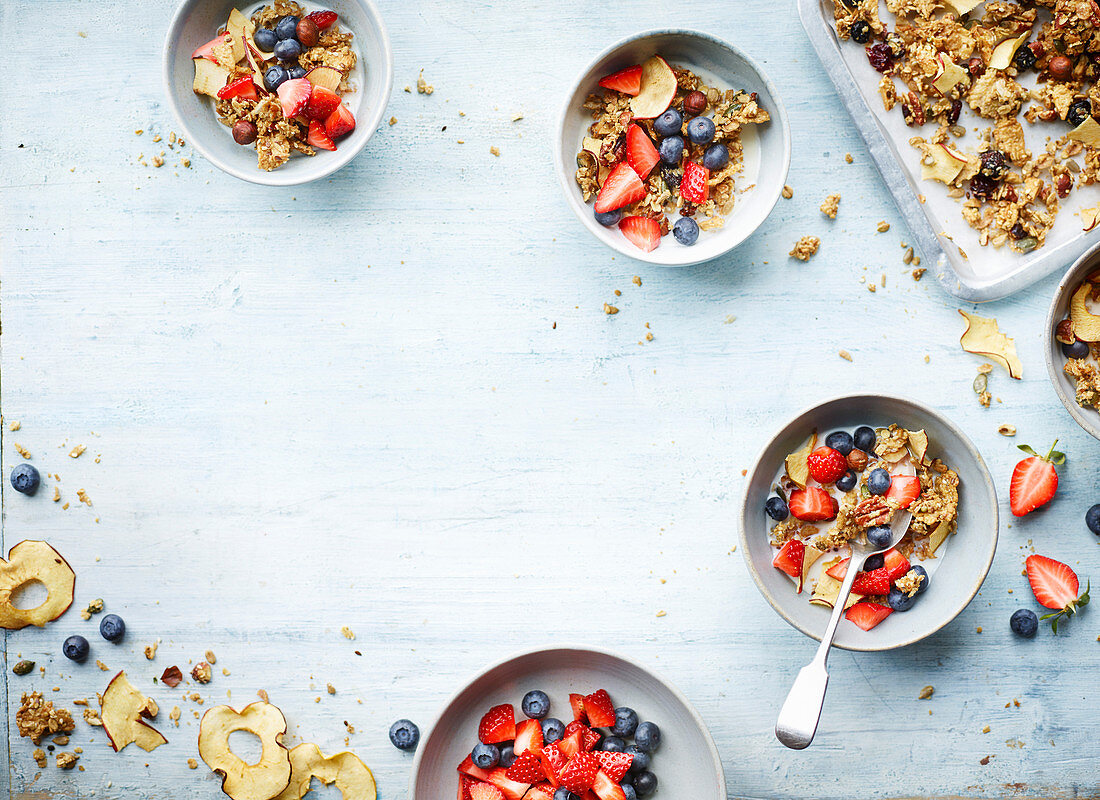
[1068,99,1092,127]
[1010,223,1027,240]
[1013,45,1037,71]
[947,99,962,125]
[967,57,985,78]
[979,150,1010,180]
[970,174,997,200]
[866,43,894,72]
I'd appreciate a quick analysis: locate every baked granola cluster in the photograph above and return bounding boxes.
[832,0,1100,253]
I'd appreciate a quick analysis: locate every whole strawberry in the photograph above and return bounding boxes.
[807,446,848,485]
[1009,440,1064,517]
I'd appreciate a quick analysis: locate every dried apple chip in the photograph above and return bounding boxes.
[273,743,377,800]
[1069,283,1100,342]
[199,702,291,800]
[906,429,930,465]
[0,540,75,630]
[784,431,817,489]
[959,310,1022,379]
[100,671,167,752]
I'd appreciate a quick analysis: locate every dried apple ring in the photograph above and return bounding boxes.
[101,670,167,752]
[199,702,291,800]
[273,743,377,800]
[0,540,76,629]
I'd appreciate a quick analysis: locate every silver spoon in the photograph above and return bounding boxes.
[774,508,913,750]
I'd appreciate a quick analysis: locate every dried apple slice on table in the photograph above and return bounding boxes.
[959,310,1023,379]
[100,671,167,752]
[199,702,292,800]
[273,743,377,800]
[0,540,75,629]
[629,56,677,119]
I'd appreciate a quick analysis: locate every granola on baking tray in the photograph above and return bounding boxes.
[191,2,358,171]
[764,423,959,631]
[831,0,1100,253]
[575,54,770,252]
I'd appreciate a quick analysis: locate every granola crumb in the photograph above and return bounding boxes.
[876,221,890,233]
[781,184,793,199]
[80,599,104,621]
[980,756,991,765]
[820,193,841,219]
[340,626,355,640]
[144,640,159,660]
[17,692,75,744]
[655,610,666,617]
[32,748,47,768]
[489,146,500,157]
[76,489,91,506]
[326,683,336,695]
[204,650,216,665]
[845,153,853,164]
[8,420,20,431]
[789,236,820,261]
[632,276,642,286]
[14,443,31,459]
[868,284,877,293]
[388,116,397,126]
[258,689,269,703]
[170,706,181,727]
[912,268,926,281]
[187,758,198,769]
[839,350,853,362]
[902,247,914,265]
[998,424,1017,437]
[56,751,78,770]
[134,129,143,136]
[416,69,433,95]
[918,685,934,700]
[95,660,109,672]
[603,303,619,315]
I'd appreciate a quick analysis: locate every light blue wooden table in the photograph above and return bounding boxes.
[2,1,1097,798]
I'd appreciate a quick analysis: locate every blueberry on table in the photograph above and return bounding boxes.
[765,496,788,521]
[594,208,622,227]
[9,464,40,495]
[611,706,638,737]
[521,689,550,719]
[472,743,500,769]
[825,430,854,455]
[887,587,916,612]
[632,771,658,798]
[866,525,892,549]
[263,65,290,92]
[867,467,892,495]
[908,564,929,593]
[62,635,89,663]
[1063,340,1090,359]
[599,735,625,752]
[388,719,419,751]
[99,613,125,642]
[625,745,649,772]
[253,28,277,51]
[633,721,661,752]
[835,470,857,492]
[653,109,682,138]
[498,743,516,768]
[702,143,729,171]
[1087,504,1100,535]
[686,117,715,145]
[541,717,565,743]
[1010,608,1038,638]
[274,38,302,61]
[863,553,884,571]
[274,15,300,40]
[672,217,699,246]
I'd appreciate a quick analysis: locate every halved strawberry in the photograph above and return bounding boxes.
[304,85,342,121]
[807,447,848,485]
[559,753,600,794]
[788,487,837,522]
[307,120,337,151]
[1010,441,1064,517]
[679,161,709,204]
[1025,554,1090,632]
[618,216,661,253]
[217,76,259,102]
[505,752,544,784]
[459,775,478,800]
[540,742,566,785]
[825,558,850,581]
[558,730,583,758]
[844,601,894,631]
[469,783,504,800]
[625,125,660,180]
[582,690,615,728]
[192,32,231,61]
[883,549,910,581]
[568,694,587,722]
[486,768,530,800]
[325,103,356,138]
[514,718,544,757]
[595,752,633,783]
[885,475,921,509]
[851,567,891,596]
[478,704,516,744]
[562,720,588,740]
[306,9,338,29]
[581,728,601,751]
[772,539,805,579]
[590,770,627,800]
[277,78,312,119]
[524,784,555,800]
[594,164,646,214]
[459,756,493,782]
[598,65,643,96]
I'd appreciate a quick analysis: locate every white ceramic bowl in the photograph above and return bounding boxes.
[163,0,392,185]
[739,394,998,651]
[409,645,724,800]
[554,30,790,266]
[1044,241,1100,441]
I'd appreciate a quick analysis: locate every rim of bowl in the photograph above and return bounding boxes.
[161,0,394,186]
[553,28,791,267]
[407,643,726,799]
[1043,240,1100,441]
[738,392,999,652]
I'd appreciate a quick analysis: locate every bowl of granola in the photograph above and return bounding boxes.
[1045,240,1100,440]
[164,0,392,185]
[739,394,998,651]
[555,30,790,265]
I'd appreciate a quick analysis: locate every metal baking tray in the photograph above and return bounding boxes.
[798,0,1100,302]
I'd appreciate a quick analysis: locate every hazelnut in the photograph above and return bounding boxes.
[846,448,868,472]
[967,57,985,78]
[1056,172,1072,198]
[232,120,258,145]
[1048,55,1074,81]
[683,90,707,116]
[1056,318,1076,345]
[296,17,319,48]
[191,662,213,684]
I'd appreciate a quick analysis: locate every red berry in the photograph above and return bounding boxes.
[306,10,338,29]
[806,446,848,485]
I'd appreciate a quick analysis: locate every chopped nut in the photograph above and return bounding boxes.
[998,424,1017,437]
[191,662,212,684]
[56,751,78,770]
[187,757,199,769]
[632,275,642,286]
[603,303,619,315]
[326,683,336,695]
[160,666,183,688]
[144,640,159,660]
[781,184,793,199]
[416,69,433,94]
[838,349,853,362]
[876,221,890,233]
[69,445,86,458]
[912,268,926,281]
[918,685,934,700]
[789,236,820,261]
[340,626,355,640]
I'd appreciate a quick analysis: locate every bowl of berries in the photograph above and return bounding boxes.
[1045,241,1100,441]
[408,645,723,800]
[555,29,790,265]
[163,0,392,185]
[739,394,998,651]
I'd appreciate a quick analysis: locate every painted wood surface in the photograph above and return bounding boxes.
[2,1,1098,799]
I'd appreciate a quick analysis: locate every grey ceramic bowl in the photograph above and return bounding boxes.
[409,645,724,800]
[739,394,998,651]
[163,0,392,185]
[1044,241,1100,441]
[554,30,791,266]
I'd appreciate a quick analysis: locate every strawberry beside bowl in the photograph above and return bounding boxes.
[409,645,724,800]
[739,394,998,652]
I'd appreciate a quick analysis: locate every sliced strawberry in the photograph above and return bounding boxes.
[459,775,478,800]
[618,216,661,253]
[304,85,342,121]
[772,539,805,579]
[459,756,493,782]
[307,120,337,151]
[883,549,910,581]
[514,718,544,757]
[478,704,516,744]
[486,768,530,800]
[582,690,615,728]
[306,9,338,29]
[581,728,601,751]
[851,567,891,596]
[680,161,709,204]
[217,76,259,101]
[1010,441,1064,517]
[277,78,312,119]
[844,601,894,631]
[568,694,587,723]
[540,742,567,785]
[325,103,356,139]
[1025,554,1080,610]
[562,720,589,740]
[559,753,600,794]
[505,753,544,784]
[595,752,633,783]
[597,64,643,96]
[594,164,646,214]
[825,558,850,581]
[558,731,583,758]
[885,475,921,509]
[807,447,848,485]
[524,784,555,800]
[469,783,504,800]
[788,487,837,522]
[625,125,660,180]
[590,770,627,800]
[192,32,231,61]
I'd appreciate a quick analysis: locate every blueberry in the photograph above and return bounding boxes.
[287,65,307,80]
[866,525,893,549]
[686,117,715,145]
[522,689,550,719]
[658,135,684,165]
[825,431,854,455]
[253,28,277,51]
[625,745,650,772]
[702,143,729,171]
[653,109,682,138]
[553,789,580,800]
[867,468,891,495]
[673,217,699,246]
[632,771,658,798]
[853,426,876,452]
[908,564,929,594]
[472,743,500,769]
[611,706,638,737]
[595,208,622,227]
[863,553,884,571]
[274,15,300,40]
[887,587,917,611]
[389,719,419,751]
[274,39,302,61]
[62,635,89,663]
[99,614,125,642]
[835,471,857,492]
[633,721,661,753]
[599,735,625,752]
[9,464,40,495]
[1087,504,1100,535]
[1010,608,1038,638]
[263,65,289,92]
[541,717,565,744]
[499,744,516,768]
[1063,340,1090,359]
[622,785,637,800]
[765,496,788,521]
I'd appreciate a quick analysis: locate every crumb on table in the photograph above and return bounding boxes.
[789,236,820,261]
